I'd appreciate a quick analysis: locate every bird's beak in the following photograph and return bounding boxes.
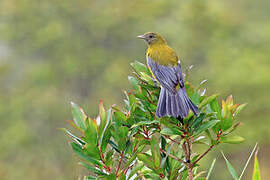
[137,34,146,39]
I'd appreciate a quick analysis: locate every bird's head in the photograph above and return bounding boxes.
[137,32,166,46]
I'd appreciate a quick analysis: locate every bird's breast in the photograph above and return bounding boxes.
[146,44,178,66]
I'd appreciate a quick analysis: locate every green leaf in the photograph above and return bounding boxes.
[128,76,140,91]
[137,153,155,170]
[193,120,219,137]
[234,103,247,116]
[84,176,96,180]
[199,94,219,108]
[151,138,161,169]
[191,113,206,130]
[127,164,144,179]
[131,61,149,74]
[206,158,216,180]
[205,129,214,143]
[105,150,114,167]
[210,99,221,119]
[252,151,261,180]
[221,151,239,180]
[131,120,159,128]
[118,126,129,150]
[160,127,182,136]
[160,144,172,168]
[221,111,233,131]
[79,162,106,175]
[99,109,112,152]
[114,111,127,125]
[123,143,146,170]
[71,142,102,167]
[191,92,200,105]
[61,128,86,146]
[99,174,117,180]
[239,143,258,180]
[108,140,121,153]
[223,122,242,136]
[71,102,87,130]
[85,117,98,146]
[180,169,188,180]
[98,100,106,138]
[220,135,245,144]
[124,140,131,154]
[84,143,100,159]
[140,72,155,84]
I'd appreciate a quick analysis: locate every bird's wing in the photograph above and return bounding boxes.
[147,57,184,94]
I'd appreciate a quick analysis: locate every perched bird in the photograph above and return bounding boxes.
[137,32,198,120]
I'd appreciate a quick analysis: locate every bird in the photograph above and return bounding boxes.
[137,32,198,121]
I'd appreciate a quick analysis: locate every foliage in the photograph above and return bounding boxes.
[221,143,261,180]
[64,61,246,179]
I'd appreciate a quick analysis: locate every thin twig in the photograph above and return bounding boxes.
[184,140,193,180]
[192,129,223,167]
[163,135,181,144]
[160,149,186,164]
[187,138,192,159]
[116,152,124,179]
[192,145,214,167]
[182,142,189,162]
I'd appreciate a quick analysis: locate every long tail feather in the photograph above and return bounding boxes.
[156,87,198,118]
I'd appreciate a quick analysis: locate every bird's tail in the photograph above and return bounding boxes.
[156,87,198,118]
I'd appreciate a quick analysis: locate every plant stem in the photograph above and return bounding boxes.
[192,145,214,167]
[116,152,124,179]
[187,163,193,180]
[183,140,193,180]
[191,129,222,167]
[160,149,186,164]
[163,135,180,144]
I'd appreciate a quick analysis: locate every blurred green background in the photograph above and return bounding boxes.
[0,0,269,179]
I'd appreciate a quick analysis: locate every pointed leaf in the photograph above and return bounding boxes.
[128,76,140,91]
[160,127,182,136]
[239,143,258,180]
[61,128,86,146]
[108,140,121,153]
[221,151,239,180]
[71,102,87,130]
[131,61,149,73]
[131,120,159,128]
[206,158,216,180]
[252,151,261,180]
[127,164,144,179]
[161,144,172,168]
[71,142,102,167]
[151,138,161,169]
[137,153,155,170]
[99,109,112,152]
[234,103,247,116]
[85,117,98,146]
[191,113,206,130]
[79,162,106,175]
[226,95,234,106]
[98,100,106,137]
[220,136,245,144]
[199,94,219,108]
[193,120,219,137]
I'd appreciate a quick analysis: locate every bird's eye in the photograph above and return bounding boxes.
[149,35,154,38]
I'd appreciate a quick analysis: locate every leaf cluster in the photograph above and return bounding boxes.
[63,61,246,179]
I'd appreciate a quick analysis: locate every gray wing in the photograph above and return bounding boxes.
[147,57,185,94]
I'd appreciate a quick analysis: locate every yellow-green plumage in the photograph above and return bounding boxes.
[146,35,178,66]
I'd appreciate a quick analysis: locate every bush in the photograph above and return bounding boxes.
[63,61,249,180]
